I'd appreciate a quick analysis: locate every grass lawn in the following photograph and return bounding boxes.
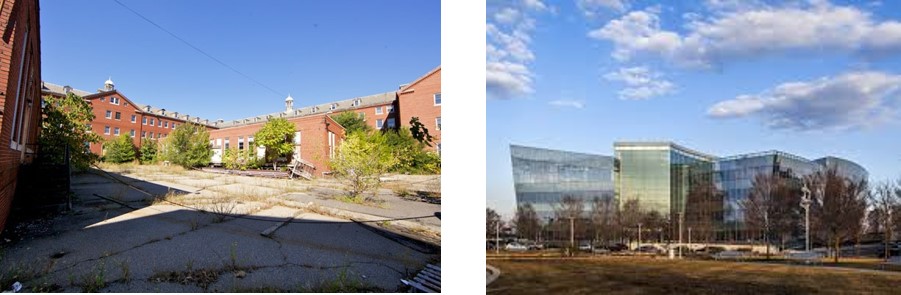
[488,257,901,294]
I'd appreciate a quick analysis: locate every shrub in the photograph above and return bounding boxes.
[332,112,371,135]
[39,93,102,170]
[104,134,136,163]
[330,131,397,202]
[139,139,159,164]
[160,122,212,168]
[384,128,440,174]
[255,118,295,169]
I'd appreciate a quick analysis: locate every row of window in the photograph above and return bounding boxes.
[99,96,126,106]
[103,110,178,129]
[100,126,167,139]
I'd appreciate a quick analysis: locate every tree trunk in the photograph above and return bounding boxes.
[834,238,840,264]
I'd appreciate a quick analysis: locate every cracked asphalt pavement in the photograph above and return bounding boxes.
[0,169,438,292]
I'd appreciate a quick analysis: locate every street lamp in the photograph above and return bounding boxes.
[678,212,684,259]
[800,184,812,252]
[637,223,642,250]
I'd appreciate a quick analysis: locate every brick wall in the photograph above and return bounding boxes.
[398,66,441,151]
[0,0,41,232]
[208,113,344,176]
[335,101,399,130]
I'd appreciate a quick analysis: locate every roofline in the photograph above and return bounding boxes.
[614,141,717,161]
[510,143,611,159]
[399,66,440,93]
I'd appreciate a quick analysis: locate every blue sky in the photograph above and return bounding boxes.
[487,0,901,218]
[40,0,439,120]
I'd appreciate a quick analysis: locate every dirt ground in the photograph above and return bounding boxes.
[488,257,901,295]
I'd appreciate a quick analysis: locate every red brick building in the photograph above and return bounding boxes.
[42,80,216,155]
[0,0,42,232]
[398,66,441,152]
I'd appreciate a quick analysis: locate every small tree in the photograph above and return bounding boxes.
[329,131,397,202]
[39,93,102,170]
[513,203,541,241]
[255,118,295,170]
[807,167,868,263]
[590,194,616,245]
[487,208,502,240]
[871,181,899,259]
[139,139,158,164]
[160,122,212,168]
[384,128,440,174]
[555,195,585,253]
[332,112,371,135]
[104,134,136,163]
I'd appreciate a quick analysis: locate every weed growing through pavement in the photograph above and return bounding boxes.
[117,258,131,282]
[80,259,107,292]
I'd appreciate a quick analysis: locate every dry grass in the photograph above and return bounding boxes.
[488,257,901,294]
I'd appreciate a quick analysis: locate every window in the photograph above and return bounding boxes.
[104,126,110,135]
[352,99,361,107]
[375,106,383,115]
[294,132,301,145]
[164,122,169,128]
[172,123,177,129]
[125,102,129,107]
[330,103,337,110]
[158,120,162,127]
[110,97,120,105]
[115,112,121,120]
[376,119,384,129]
[149,132,153,138]
[225,137,230,149]
[387,105,394,113]
[436,117,441,130]
[149,119,154,125]
[115,127,120,135]
[130,129,135,137]
[387,118,396,128]
[328,132,336,158]
[100,97,105,102]
[358,112,365,120]
[437,143,441,154]
[131,115,137,123]
[157,133,161,139]
[142,117,147,125]
[434,93,441,105]
[105,110,112,119]
[142,131,146,138]
[238,136,244,150]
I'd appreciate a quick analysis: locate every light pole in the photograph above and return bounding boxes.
[496,220,500,255]
[678,212,684,259]
[688,227,692,250]
[637,223,642,250]
[800,184,812,252]
[570,216,575,250]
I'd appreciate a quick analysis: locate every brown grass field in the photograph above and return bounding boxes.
[487,257,901,294]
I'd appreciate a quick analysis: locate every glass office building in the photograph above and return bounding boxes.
[614,142,715,216]
[510,144,615,220]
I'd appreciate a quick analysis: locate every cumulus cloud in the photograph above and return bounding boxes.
[603,66,675,99]
[590,1,901,68]
[487,0,549,99]
[708,71,901,131]
[548,99,585,109]
[577,0,630,16]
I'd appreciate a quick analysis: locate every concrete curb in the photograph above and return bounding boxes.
[272,198,441,238]
[486,264,501,286]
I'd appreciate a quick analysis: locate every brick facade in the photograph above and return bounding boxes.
[208,114,344,176]
[0,0,41,232]
[398,67,441,151]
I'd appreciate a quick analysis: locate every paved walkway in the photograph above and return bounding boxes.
[0,167,439,292]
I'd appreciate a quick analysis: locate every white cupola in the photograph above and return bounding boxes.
[104,77,115,91]
[285,94,294,114]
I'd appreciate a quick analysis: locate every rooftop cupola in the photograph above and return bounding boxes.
[285,94,294,114]
[104,77,115,91]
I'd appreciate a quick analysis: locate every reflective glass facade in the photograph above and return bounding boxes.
[614,142,715,215]
[510,145,615,220]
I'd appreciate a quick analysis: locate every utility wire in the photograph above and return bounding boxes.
[111,0,284,97]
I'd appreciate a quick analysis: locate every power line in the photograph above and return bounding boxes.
[111,0,285,97]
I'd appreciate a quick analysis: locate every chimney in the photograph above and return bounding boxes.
[183,115,190,121]
[194,117,200,123]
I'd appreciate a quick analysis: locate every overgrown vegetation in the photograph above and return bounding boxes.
[329,131,397,203]
[332,111,372,135]
[222,145,263,170]
[160,122,213,168]
[384,128,440,174]
[103,134,136,163]
[39,93,103,170]
[254,118,295,170]
[139,139,159,164]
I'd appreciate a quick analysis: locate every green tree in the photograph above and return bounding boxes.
[408,117,434,147]
[383,128,440,174]
[332,112,371,135]
[254,118,295,170]
[139,139,158,164]
[329,131,398,202]
[39,93,102,170]
[160,122,212,168]
[104,134,136,163]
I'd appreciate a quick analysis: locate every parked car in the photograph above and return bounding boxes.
[579,243,593,251]
[608,243,629,252]
[696,246,726,254]
[505,242,528,251]
[527,243,544,250]
[637,245,662,254]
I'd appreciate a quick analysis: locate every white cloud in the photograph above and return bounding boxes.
[577,0,629,16]
[603,66,675,99]
[708,71,901,130]
[487,1,549,99]
[549,99,585,109]
[590,1,901,68]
